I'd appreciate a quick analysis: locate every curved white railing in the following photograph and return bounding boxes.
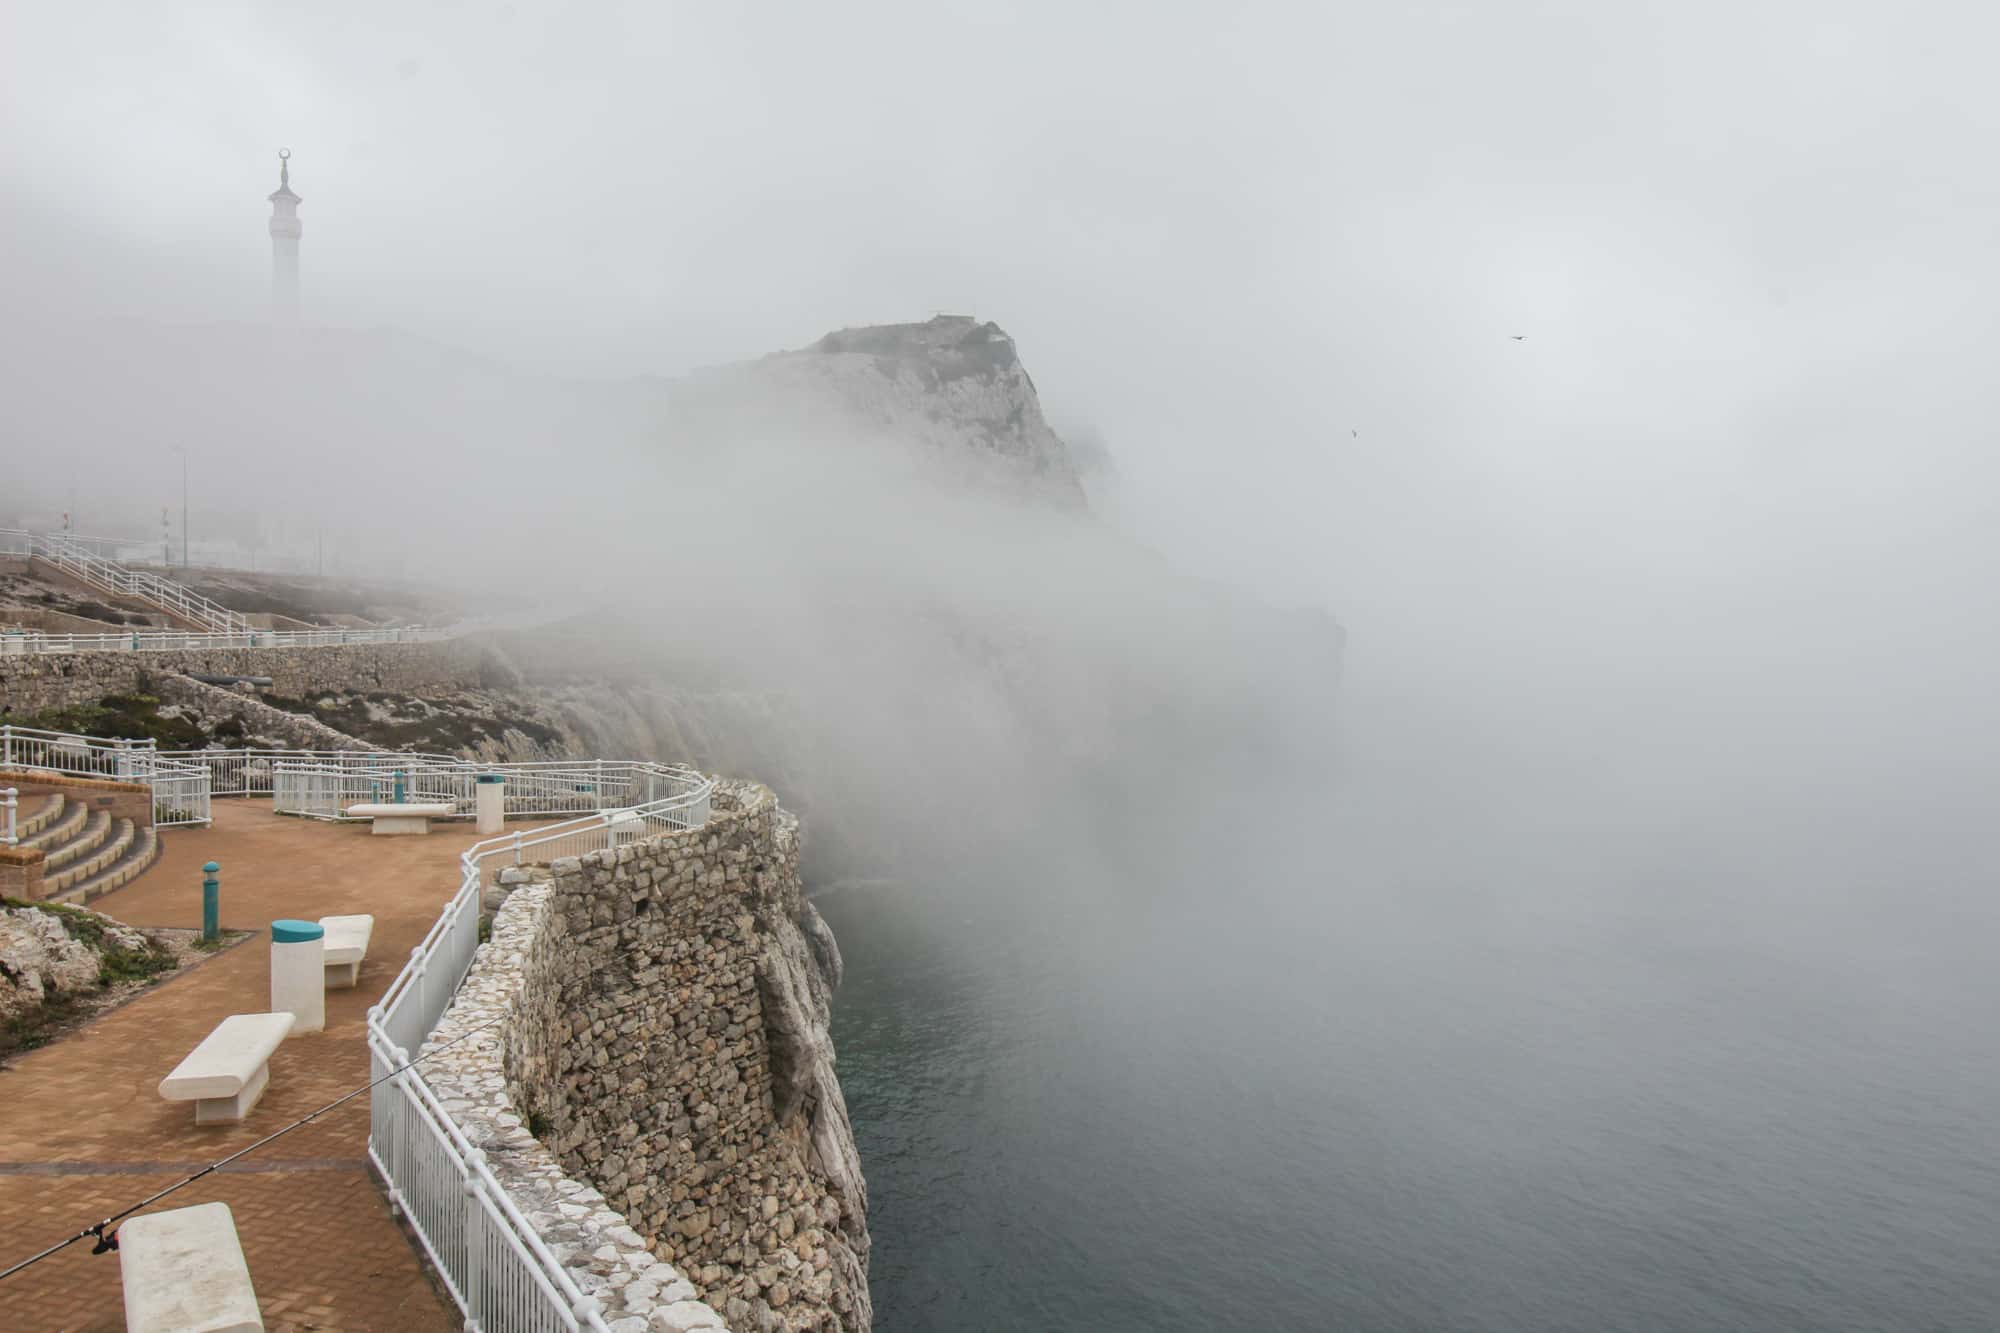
[3,721,716,1328]
[0,528,149,562]
[0,727,706,836]
[0,626,450,655]
[0,724,212,827]
[268,753,706,822]
[4,528,455,652]
[28,531,250,634]
[367,777,714,1333]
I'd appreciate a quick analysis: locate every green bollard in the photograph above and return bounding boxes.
[202,861,220,941]
[394,769,406,803]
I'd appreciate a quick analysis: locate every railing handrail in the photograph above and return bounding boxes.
[0,724,212,827]
[268,752,705,824]
[0,626,451,654]
[28,531,250,634]
[0,724,159,754]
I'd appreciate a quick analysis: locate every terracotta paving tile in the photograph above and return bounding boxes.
[0,799,475,1331]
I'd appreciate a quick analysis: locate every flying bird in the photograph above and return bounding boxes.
[1508,335,1526,341]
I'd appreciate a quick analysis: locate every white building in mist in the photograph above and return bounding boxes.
[267,149,301,324]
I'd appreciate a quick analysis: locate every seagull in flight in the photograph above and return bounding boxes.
[1508,335,1527,341]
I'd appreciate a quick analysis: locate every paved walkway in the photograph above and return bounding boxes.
[0,800,468,1331]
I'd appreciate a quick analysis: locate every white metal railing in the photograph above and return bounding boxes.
[0,528,151,561]
[265,752,705,823]
[1,724,152,782]
[0,728,702,834]
[367,778,714,1333]
[166,747,314,797]
[0,725,213,827]
[0,626,449,655]
[0,716,715,1327]
[27,531,250,634]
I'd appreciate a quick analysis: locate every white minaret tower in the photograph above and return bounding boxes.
[267,148,302,325]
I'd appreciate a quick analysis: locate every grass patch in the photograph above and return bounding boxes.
[3,898,176,986]
[23,691,207,749]
[2,989,93,1058]
[260,689,564,753]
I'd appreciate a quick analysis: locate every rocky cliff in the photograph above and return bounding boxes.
[675,315,1088,509]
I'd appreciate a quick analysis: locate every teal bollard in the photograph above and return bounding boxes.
[393,769,407,803]
[202,861,220,941]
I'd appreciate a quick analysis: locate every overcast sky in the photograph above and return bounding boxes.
[6,2,1998,753]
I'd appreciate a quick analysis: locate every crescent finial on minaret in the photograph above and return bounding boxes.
[279,147,291,189]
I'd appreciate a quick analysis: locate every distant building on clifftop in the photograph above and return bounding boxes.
[267,149,301,325]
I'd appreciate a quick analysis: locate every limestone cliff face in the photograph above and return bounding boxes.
[506,782,869,1332]
[679,315,1088,509]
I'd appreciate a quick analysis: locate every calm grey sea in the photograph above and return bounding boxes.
[819,737,2000,1331]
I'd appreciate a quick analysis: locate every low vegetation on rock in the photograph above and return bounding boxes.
[0,898,174,1057]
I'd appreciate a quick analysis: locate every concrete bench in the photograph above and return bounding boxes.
[604,806,648,846]
[319,913,374,989]
[158,1012,295,1125]
[119,1201,262,1332]
[344,801,455,835]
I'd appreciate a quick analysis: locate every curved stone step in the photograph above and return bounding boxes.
[43,808,111,871]
[9,793,64,840]
[21,799,86,852]
[48,817,135,893]
[56,825,160,905]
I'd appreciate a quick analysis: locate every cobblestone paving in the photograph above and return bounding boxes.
[0,800,470,1331]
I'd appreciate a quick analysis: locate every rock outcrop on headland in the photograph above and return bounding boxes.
[679,315,1088,509]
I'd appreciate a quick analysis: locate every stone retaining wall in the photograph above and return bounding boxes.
[423,880,732,1333]
[428,780,869,1332]
[0,640,489,716]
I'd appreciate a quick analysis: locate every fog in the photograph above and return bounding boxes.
[6,4,2000,1327]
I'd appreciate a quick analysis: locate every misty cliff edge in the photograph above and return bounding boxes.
[672,314,1089,509]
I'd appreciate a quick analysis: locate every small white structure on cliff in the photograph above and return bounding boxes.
[267,149,302,325]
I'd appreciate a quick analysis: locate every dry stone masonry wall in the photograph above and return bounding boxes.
[423,881,732,1333]
[502,781,869,1333]
[0,639,489,716]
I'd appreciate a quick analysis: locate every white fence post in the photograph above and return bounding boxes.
[463,1150,486,1328]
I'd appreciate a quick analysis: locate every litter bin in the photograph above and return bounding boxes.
[476,774,506,834]
[270,919,325,1035]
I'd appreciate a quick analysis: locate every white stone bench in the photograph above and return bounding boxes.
[604,806,648,846]
[344,801,455,835]
[319,913,374,989]
[158,1012,295,1125]
[119,1201,263,1332]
